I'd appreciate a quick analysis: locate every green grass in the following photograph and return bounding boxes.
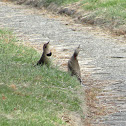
[0,29,84,125]
[82,0,126,10]
[43,0,79,6]
[81,0,126,25]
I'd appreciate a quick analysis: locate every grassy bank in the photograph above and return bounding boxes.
[47,0,126,26]
[0,29,84,125]
[81,0,126,27]
[59,0,126,34]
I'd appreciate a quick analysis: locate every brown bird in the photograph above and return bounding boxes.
[36,41,52,66]
[68,45,82,84]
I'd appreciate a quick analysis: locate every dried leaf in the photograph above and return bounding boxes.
[9,84,17,90]
[2,95,6,100]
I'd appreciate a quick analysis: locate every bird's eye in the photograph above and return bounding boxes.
[45,46,47,48]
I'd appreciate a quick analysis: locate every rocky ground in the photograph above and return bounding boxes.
[0,1,126,126]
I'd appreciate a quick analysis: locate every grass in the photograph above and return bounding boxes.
[81,0,126,23]
[43,0,79,6]
[82,0,126,10]
[0,29,84,125]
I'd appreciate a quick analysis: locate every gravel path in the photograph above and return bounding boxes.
[0,1,126,126]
